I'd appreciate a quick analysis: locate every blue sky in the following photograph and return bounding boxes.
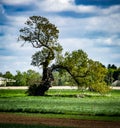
[0,0,120,74]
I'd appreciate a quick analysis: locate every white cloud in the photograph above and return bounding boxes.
[1,0,33,5]
[36,0,120,15]
[7,15,27,26]
[0,55,39,74]
[36,0,98,13]
[101,5,120,15]
[37,0,74,12]
[77,5,97,13]
[0,1,120,75]
[60,37,120,67]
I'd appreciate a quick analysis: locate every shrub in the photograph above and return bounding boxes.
[27,81,51,96]
[90,82,110,94]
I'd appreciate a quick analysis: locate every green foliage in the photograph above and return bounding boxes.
[18,15,63,95]
[56,50,109,94]
[61,50,88,72]
[87,60,109,94]
[15,71,27,86]
[52,72,74,86]
[3,71,14,86]
[25,70,41,86]
[90,82,110,94]
[0,69,41,86]
[14,70,41,86]
[19,16,59,45]
[19,16,62,69]
[57,49,89,86]
[18,15,112,95]
[106,64,120,85]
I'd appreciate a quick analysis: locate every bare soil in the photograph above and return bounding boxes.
[0,113,120,128]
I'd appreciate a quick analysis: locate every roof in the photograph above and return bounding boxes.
[0,77,16,82]
[112,80,120,86]
[0,77,6,81]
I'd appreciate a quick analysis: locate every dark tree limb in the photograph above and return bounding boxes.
[51,64,80,86]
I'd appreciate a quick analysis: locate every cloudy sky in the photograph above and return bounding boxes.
[0,0,120,74]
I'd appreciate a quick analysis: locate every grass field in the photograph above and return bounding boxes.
[0,88,120,128]
[0,123,70,128]
[0,89,120,119]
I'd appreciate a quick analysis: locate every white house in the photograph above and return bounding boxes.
[112,80,120,86]
[0,77,16,86]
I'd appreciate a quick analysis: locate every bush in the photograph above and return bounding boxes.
[27,81,51,96]
[90,82,110,94]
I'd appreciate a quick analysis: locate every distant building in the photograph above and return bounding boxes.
[112,80,120,86]
[0,77,16,86]
[0,77,6,86]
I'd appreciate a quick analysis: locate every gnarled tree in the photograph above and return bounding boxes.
[18,16,62,95]
[19,16,109,95]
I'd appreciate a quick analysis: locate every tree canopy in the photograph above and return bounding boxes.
[53,50,109,93]
[19,16,62,68]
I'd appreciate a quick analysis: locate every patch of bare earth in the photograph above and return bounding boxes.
[0,113,120,128]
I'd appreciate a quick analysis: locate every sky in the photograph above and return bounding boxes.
[0,0,120,74]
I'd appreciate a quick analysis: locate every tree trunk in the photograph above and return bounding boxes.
[37,63,55,96]
[28,64,80,96]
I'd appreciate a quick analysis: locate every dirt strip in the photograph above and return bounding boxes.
[0,113,120,128]
[0,86,120,90]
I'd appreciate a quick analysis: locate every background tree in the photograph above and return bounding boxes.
[15,71,26,86]
[14,70,41,86]
[113,67,120,81]
[19,16,62,95]
[0,72,3,77]
[25,69,41,86]
[105,64,119,85]
[3,71,14,86]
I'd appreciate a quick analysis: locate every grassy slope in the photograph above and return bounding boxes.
[0,89,120,121]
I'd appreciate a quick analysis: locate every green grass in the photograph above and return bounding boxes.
[0,89,120,121]
[0,89,26,97]
[0,123,70,128]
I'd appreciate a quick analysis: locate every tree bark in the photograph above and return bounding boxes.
[36,65,54,96]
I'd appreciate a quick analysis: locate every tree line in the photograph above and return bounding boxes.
[0,64,119,87]
[0,70,41,86]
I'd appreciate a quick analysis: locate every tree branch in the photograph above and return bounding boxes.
[51,64,80,86]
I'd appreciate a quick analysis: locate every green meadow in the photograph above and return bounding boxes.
[0,89,120,120]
